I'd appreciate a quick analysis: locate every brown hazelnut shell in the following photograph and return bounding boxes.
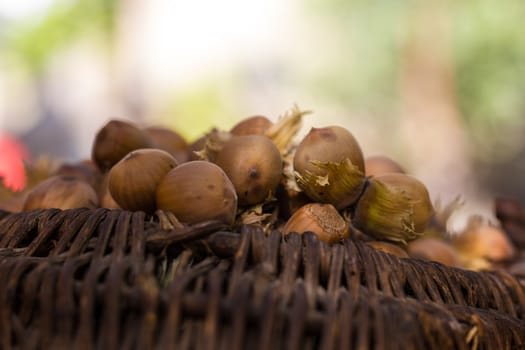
[407,237,462,267]
[156,161,238,225]
[365,155,405,177]
[23,175,99,211]
[98,174,120,209]
[230,115,273,136]
[282,203,349,243]
[92,119,153,172]
[54,159,102,191]
[366,241,409,258]
[294,126,366,209]
[145,126,190,163]
[215,135,282,206]
[108,148,177,213]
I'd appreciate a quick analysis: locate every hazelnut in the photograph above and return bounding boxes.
[92,119,153,171]
[365,155,405,177]
[230,115,273,136]
[156,161,238,225]
[282,203,349,243]
[23,175,99,211]
[215,135,282,206]
[353,173,434,244]
[145,126,190,164]
[108,148,177,213]
[294,126,366,209]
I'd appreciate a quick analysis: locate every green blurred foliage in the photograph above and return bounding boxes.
[304,0,525,158]
[3,0,117,73]
[302,0,408,112]
[2,0,525,158]
[452,0,525,157]
[160,80,240,142]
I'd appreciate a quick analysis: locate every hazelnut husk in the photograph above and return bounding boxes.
[156,160,238,225]
[145,126,190,164]
[353,173,434,244]
[230,115,273,136]
[365,155,405,177]
[294,126,366,210]
[215,135,282,206]
[23,175,99,211]
[188,134,208,161]
[92,119,153,172]
[264,105,309,154]
[193,129,232,163]
[108,148,177,213]
[282,203,349,243]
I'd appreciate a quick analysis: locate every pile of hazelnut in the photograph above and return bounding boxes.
[0,106,517,271]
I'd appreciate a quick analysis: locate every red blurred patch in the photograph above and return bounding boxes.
[0,133,30,192]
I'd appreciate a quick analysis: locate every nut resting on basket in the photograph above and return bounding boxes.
[353,173,434,244]
[214,134,282,207]
[0,109,434,243]
[108,148,177,213]
[156,161,238,225]
[0,105,520,273]
[282,203,349,243]
[293,125,366,210]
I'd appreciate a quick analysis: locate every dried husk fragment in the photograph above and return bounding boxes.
[295,159,366,210]
[264,104,310,155]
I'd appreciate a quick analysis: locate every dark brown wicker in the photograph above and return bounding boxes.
[1,208,525,349]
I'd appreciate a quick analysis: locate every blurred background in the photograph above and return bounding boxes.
[1,0,524,229]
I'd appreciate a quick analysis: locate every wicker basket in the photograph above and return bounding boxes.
[1,207,525,349]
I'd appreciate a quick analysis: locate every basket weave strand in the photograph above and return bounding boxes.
[0,208,524,349]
